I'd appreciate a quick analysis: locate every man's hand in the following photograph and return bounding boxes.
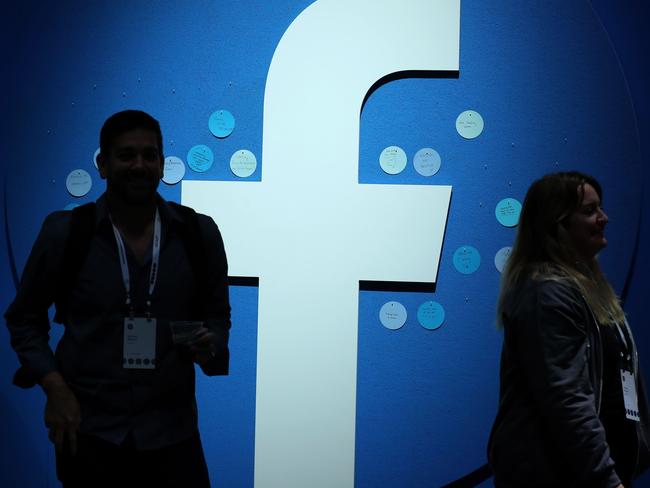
[188,327,218,365]
[42,371,81,455]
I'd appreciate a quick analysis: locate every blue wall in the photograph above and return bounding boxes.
[1,1,648,486]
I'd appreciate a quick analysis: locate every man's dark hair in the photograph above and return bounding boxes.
[99,110,163,156]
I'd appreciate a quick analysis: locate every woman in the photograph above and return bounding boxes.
[488,171,650,487]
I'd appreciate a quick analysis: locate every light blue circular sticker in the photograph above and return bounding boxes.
[187,145,214,173]
[453,245,481,274]
[93,147,100,169]
[379,301,407,330]
[494,246,513,273]
[456,110,484,139]
[495,198,522,227]
[379,146,407,175]
[417,301,445,330]
[66,169,92,197]
[413,148,441,177]
[230,149,257,178]
[64,202,81,211]
[162,156,186,185]
[209,110,235,138]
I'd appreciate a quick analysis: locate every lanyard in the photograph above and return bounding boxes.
[613,320,633,370]
[614,322,628,350]
[110,208,162,313]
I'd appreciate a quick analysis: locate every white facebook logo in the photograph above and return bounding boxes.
[183,1,459,486]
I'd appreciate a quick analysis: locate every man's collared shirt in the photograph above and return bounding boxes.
[6,194,231,449]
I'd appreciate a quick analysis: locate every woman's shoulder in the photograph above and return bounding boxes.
[532,273,581,295]
[514,267,581,299]
[505,272,586,321]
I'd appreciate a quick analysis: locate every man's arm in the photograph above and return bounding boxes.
[189,214,231,375]
[5,213,66,383]
[5,212,81,452]
[41,371,81,455]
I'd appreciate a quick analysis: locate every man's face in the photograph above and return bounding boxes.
[98,128,163,205]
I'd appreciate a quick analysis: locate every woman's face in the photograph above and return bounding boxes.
[566,183,609,261]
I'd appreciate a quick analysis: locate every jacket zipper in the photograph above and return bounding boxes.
[594,320,603,413]
[583,298,603,412]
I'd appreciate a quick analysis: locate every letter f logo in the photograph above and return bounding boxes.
[184,1,460,486]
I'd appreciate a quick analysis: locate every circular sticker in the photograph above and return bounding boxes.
[379,146,407,175]
[187,145,214,173]
[453,245,481,274]
[64,202,81,211]
[417,301,445,330]
[413,148,441,177]
[495,198,522,227]
[494,246,513,273]
[162,156,186,185]
[379,301,407,330]
[456,110,484,139]
[66,169,92,197]
[209,110,235,138]
[93,147,100,169]
[230,149,257,178]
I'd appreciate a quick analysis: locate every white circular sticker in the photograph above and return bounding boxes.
[379,146,407,175]
[379,301,407,330]
[230,150,257,178]
[456,110,484,139]
[494,246,513,273]
[162,156,186,185]
[93,147,100,169]
[413,148,441,176]
[66,169,92,197]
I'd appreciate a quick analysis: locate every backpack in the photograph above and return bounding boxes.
[13,200,210,388]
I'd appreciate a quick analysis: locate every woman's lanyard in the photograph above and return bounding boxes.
[110,208,161,316]
[613,321,632,370]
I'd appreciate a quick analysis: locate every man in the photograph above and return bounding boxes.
[5,110,231,487]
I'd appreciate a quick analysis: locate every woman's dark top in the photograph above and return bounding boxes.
[600,322,639,486]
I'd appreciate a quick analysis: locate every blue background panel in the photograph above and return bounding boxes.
[1,1,649,487]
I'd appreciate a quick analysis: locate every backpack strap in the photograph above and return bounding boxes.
[14,203,96,388]
[53,201,209,323]
[167,202,210,318]
[53,202,96,324]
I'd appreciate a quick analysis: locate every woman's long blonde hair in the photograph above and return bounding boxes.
[497,171,624,326]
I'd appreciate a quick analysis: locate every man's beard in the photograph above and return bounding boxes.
[110,175,160,205]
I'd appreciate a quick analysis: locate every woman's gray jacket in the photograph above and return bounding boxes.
[488,278,650,487]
